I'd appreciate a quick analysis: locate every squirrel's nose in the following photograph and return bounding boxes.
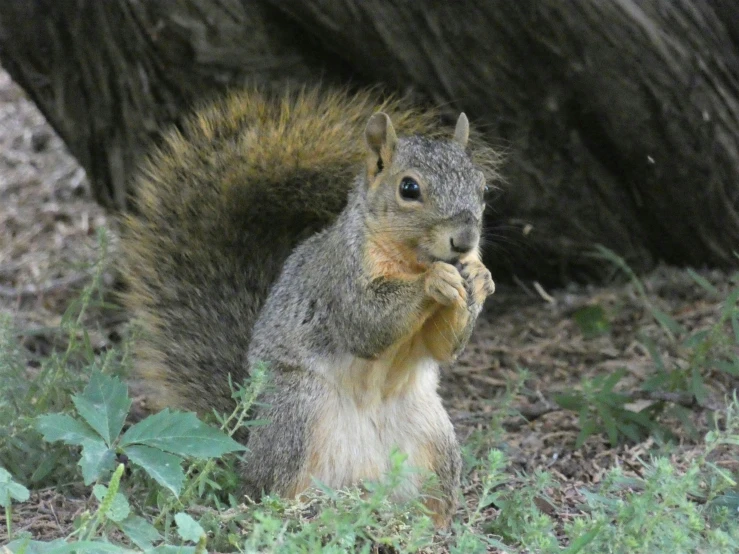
[450,229,478,254]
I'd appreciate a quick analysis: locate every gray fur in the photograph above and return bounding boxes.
[250,135,486,364]
[244,133,489,515]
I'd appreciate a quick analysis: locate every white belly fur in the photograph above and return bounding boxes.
[299,332,451,500]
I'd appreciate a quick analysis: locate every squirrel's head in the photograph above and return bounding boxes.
[362,111,487,265]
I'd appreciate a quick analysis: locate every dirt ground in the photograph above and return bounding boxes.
[1,66,737,545]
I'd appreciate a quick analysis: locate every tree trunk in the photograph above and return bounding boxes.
[0,0,350,208]
[1,0,737,283]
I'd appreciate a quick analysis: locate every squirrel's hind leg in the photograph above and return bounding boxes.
[238,370,318,501]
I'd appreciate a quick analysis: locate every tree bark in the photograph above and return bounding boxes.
[1,0,737,283]
[0,0,349,208]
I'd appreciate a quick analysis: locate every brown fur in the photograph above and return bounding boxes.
[365,233,429,280]
[121,87,456,416]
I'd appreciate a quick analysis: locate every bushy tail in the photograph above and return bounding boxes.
[120,86,444,417]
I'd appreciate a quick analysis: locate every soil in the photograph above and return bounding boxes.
[1,65,736,547]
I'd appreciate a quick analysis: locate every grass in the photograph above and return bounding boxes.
[1,236,738,552]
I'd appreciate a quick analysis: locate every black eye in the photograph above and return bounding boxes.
[399,177,421,200]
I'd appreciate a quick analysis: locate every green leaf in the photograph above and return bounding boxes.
[93,484,131,523]
[47,542,132,553]
[123,444,185,497]
[4,539,67,554]
[731,313,739,345]
[651,307,685,337]
[596,404,619,446]
[71,370,132,446]
[3,540,132,553]
[562,521,603,553]
[639,335,666,373]
[667,405,698,439]
[691,366,707,403]
[682,329,709,349]
[709,491,739,514]
[36,414,101,446]
[120,409,245,459]
[615,420,642,443]
[572,305,610,339]
[711,358,739,376]
[576,412,598,449]
[174,512,205,543]
[601,392,630,409]
[641,371,670,392]
[721,288,739,317]
[0,467,30,508]
[620,408,655,428]
[686,268,720,297]
[600,368,626,394]
[79,439,116,485]
[146,546,196,554]
[30,453,63,484]
[118,514,162,550]
[554,393,584,411]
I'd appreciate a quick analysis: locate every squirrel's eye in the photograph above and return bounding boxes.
[399,177,421,201]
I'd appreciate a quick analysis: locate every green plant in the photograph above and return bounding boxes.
[559,397,739,554]
[5,461,201,553]
[5,396,739,553]
[484,467,558,551]
[0,228,126,487]
[640,273,739,405]
[596,245,739,402]
[572,304,611,339]
[462,367,531,464]
[552,246,739,447]
[19,368,252,551]
[36,370,246,496]
[0,466,30,541]
[462,397,739,554]
[554,369,659,447]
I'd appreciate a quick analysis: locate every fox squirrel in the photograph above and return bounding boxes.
[121,87,499,526]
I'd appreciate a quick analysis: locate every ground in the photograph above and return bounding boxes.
[0,66,736,548]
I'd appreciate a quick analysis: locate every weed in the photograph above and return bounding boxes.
[554,246,739,447]
[0,229,120,487]
[0,467,30,541]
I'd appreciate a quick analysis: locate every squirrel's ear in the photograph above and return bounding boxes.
[365,112,397,180]
[452,113,469,149]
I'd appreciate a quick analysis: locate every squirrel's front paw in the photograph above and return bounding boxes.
[458,258,495,307]
[424,262,467,307]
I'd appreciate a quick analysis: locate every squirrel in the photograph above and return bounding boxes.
[121,86,499,526]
